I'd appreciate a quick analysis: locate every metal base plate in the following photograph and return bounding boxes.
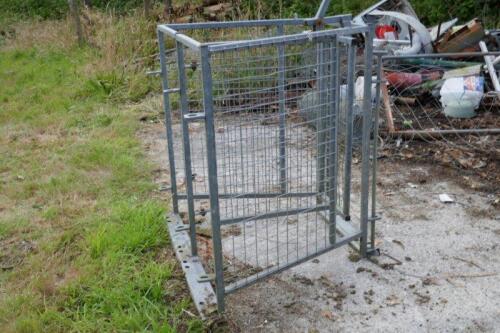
[167,213,217,318]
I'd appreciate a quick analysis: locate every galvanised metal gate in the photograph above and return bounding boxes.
[157,14,380,315]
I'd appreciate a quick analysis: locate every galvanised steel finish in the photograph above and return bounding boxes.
[359,17,375,257]
[342,37,356,220]
[157,16,378,314]
[157,30,179,214]
[370,52,384,251]
[200,44,226,312]
[176,41,198,256]
[277,24,287,193]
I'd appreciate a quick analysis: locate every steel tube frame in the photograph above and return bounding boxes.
[176,42,198,256]
[370,53,383,251]
[207,25,368,53]
[220,205,330,226]
[158,17,377,315]
[342,38,356,220]
[177,191,318,200]
[225,230,362,295]
[359,18,375,257]
[164,15,352,31]
[200,45,226,313]
[389,128,500,137]
[277,24,287,193]
[157,31,179,214]
[316,41,328,196]
[382,51,500,60]
[328,37,340,245]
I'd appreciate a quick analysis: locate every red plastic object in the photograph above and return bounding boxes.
[375,25,398,40]
[386,71,442,89]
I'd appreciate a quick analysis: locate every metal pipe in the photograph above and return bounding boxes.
[359,17,375,257]
[157,25,202,51]
[316,41,327,196]
[164,15,352,31]
[479,41,500,92]
[176,41,198,256]
[200,45,225,313]
[157,30,179,214]
[221,205,329,226]
[343,39,356,219]
[370,53,383,251]
[388,128,500,138]
[177,191,318,200]
[383,51,500,60]
[314,0,332,21]
[208,25,368,53]
[277,24,287,193]
[224,231,362,295]
[328,37,340,245]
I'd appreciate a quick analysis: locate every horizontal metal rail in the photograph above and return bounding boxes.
[220,205,330,226]
[157,25,202,50]
[383,51,500,60]
[387,128,500,138]
[177,191,317,200]
[225,230,362,294]
[208,24,368,52]
[164,15,352,31]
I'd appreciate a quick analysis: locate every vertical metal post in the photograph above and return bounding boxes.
[176,41,198,256]
[277,25,287,193]
[360,20,375,257]
[200,45,225,313]
[328,37,339,245]
[316,41,327,198]
[157,30,179,214]
[370,53,383,250]
[342,39,356,220]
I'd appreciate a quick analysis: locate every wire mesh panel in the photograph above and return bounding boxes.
[157,18,377,314]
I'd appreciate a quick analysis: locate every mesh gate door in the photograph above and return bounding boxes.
[158,18,378,314]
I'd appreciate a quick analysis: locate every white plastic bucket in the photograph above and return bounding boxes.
[440,76,484,118]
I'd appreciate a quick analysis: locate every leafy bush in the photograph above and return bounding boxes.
[0,0,157,19]
[0,0,68,19]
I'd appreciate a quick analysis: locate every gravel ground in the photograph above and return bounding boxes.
[141,117,500,333]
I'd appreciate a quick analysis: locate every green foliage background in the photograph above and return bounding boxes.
[1,0,498,27]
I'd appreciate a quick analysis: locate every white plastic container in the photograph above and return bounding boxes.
[440,76,484,118]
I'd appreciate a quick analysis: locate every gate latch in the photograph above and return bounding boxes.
[184,113,206,121]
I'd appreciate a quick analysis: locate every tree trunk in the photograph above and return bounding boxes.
[144,0,151,18]
[164,0,173,18]
[68,0,84,46]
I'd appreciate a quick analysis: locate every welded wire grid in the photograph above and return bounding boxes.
[206,38,366,289]
[164,25,308,206]
[381,55,500,154]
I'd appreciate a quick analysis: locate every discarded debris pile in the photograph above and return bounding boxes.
[170,0,234,23]
[354,0,500,185]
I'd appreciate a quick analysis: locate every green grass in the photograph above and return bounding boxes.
[0,38,203,332]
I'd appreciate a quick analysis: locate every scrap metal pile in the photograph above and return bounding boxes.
[357,0,500,185]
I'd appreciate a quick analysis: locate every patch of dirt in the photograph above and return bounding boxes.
[140,112,500,331]
[0,238,37,271]
[379,137,500,192]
